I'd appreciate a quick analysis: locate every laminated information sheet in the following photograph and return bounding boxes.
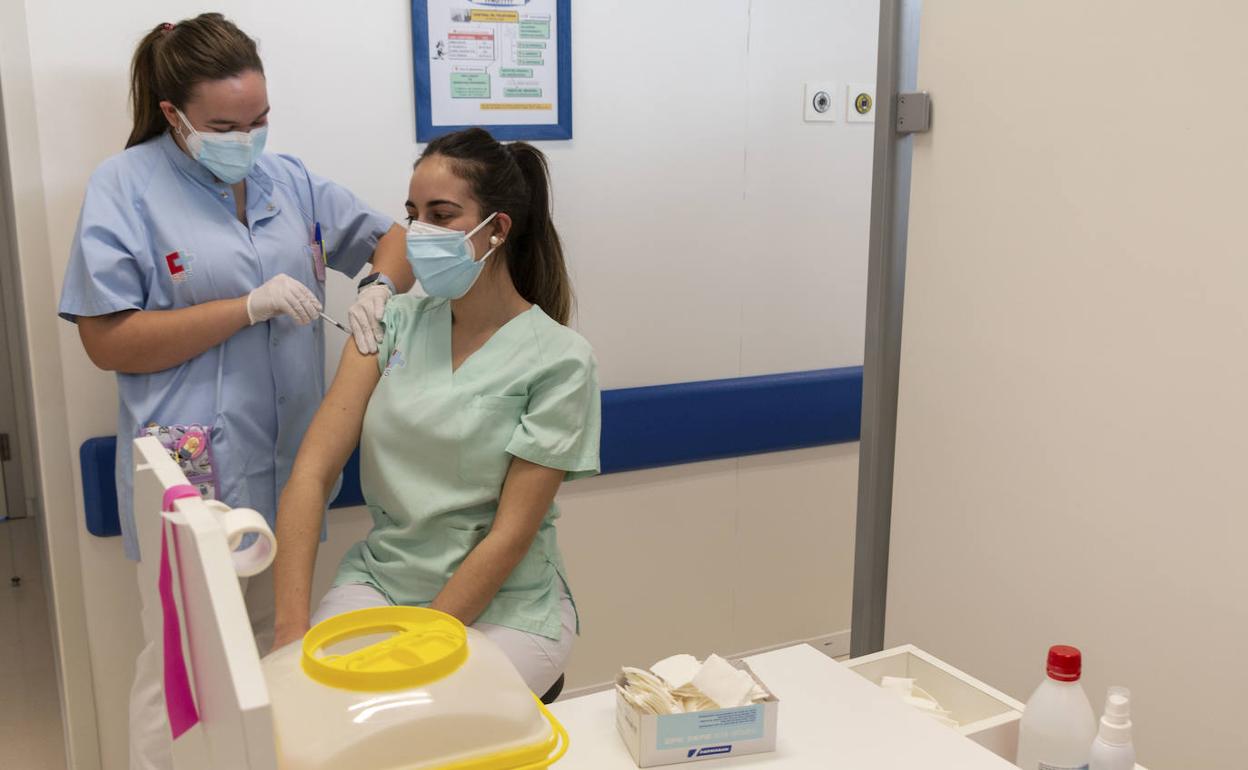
[413,0,572,140]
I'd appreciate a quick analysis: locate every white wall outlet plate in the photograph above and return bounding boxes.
[847,83,876,123]
[804,81,839,122]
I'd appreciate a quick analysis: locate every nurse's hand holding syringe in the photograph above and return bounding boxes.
[250,272,348,334]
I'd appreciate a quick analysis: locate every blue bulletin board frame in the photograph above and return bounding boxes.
[412,0,572,142]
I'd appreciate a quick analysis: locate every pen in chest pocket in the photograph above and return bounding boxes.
[311,221,327,283]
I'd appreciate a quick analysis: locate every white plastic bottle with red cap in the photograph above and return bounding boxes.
[1015,645,1097,770]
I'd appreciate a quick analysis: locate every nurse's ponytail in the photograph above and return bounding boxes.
[420,129,574,325]
[126,14,264,149]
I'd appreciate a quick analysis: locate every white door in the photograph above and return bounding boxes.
[885,3,1248,769]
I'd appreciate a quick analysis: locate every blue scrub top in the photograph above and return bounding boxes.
[59,132,392,559]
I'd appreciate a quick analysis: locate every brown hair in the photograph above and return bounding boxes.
[418,128,574,325]
[126,13,264,149]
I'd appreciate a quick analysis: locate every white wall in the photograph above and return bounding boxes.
[2,1,878,767]
[886,3,1248,769]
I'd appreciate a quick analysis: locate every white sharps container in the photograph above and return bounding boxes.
[263,606,568,769]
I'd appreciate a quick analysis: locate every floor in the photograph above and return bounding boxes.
[0,516,68,769]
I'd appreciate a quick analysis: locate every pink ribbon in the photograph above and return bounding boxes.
[159,484,201,738]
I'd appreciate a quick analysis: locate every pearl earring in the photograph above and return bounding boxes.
[490,235,501,245]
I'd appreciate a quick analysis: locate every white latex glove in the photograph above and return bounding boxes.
[246,274,321,326]
[347,283,393,355]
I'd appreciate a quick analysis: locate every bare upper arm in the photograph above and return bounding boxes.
[290,339,383,484]
[76,311,134,370]
[491,458,565,543]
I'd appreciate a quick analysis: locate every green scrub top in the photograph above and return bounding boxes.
[335,295,601,639]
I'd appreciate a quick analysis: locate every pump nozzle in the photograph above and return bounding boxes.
[1097,686,1133,745]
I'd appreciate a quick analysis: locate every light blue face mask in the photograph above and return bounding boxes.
[175,108,267,184]
[405,212,500,299]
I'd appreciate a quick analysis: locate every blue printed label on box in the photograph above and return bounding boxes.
[655,705,765,750]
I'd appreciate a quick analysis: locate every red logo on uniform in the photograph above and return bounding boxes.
[165,251,192,284]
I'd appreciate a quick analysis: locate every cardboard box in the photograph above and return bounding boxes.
[614,660,779,767]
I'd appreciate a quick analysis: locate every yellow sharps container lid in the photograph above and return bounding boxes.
[301,606,469,692]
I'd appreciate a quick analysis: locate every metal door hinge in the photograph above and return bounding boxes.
[0,433,10,462]
[896,92,931,134]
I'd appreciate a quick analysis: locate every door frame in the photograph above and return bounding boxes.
[0,6,103,766]
[851,0,922,657]
[0,92,33,525]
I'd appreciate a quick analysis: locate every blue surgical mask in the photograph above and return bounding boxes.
[175,108,267,184]
[405,212,500,299]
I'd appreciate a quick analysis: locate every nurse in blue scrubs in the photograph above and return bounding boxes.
[56,14,412,768]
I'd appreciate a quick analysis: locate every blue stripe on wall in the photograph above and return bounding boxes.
[81,367,863,537]
[599,367,862,474]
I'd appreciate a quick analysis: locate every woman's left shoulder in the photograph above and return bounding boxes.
[525,307,595,366]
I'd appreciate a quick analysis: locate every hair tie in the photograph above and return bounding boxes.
[161,22,175,31]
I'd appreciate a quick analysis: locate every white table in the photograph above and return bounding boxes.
[548,644,1018,769]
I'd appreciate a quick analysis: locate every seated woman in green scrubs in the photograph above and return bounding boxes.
[271,128,600,695]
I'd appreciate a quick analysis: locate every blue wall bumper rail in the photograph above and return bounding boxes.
[81,367,863,537]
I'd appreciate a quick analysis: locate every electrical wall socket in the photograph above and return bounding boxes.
[804,81,839,122]
[847,82,877,123]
